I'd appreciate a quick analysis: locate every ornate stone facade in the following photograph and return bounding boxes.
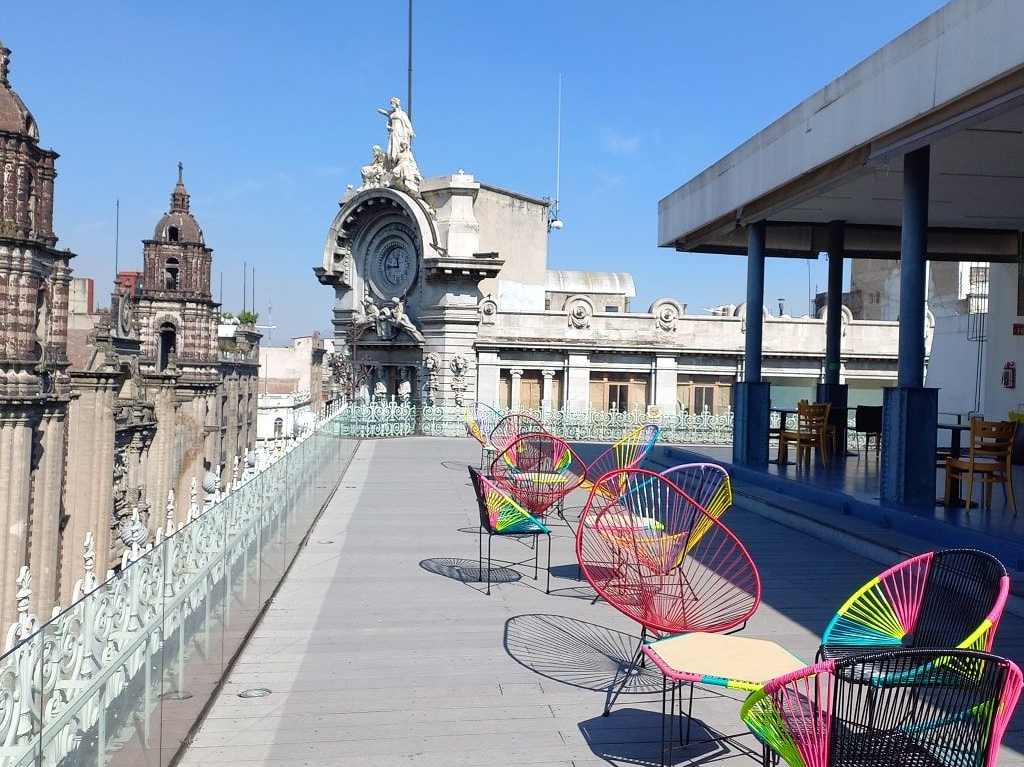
[0,40,261,622]
[318,94,907,426]
[0,40,73,624]
[316,98,503,408]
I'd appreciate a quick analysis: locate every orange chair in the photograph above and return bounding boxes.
[945,418,1018,513]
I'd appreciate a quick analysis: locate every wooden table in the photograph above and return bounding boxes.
[938,422,974,507]
[770,408,797,465]
[643,632,806,765]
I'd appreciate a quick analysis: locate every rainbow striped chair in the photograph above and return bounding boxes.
[742,648,1022,767]
[659,463,732,548]
[819,549,1009,661]
[468,466,551,595]
[464,402,502,469]
[582,423,660,499]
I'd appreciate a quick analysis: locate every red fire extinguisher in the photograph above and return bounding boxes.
[1003,361,1017,390]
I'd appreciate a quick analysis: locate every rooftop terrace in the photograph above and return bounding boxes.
[179,436,1024,766]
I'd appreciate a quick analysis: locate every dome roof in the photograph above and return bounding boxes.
[0,42,39,140]
[153,163,204,243]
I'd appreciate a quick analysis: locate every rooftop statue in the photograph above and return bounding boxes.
[355,97,423,196]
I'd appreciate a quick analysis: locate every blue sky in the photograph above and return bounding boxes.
[4,0,947,342]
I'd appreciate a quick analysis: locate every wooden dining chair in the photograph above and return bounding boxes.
[944,418,1018,514]
[778,401,832,468]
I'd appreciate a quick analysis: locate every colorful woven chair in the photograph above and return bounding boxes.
[819,549,1009,661]
[576,468,761,715]
[658,463,732,545]
[468,466,551,595]
[489,413,545,455]
[742,648,1023,767]
[582,423,660,499]
[491,432,585,524]
[465,402,502,469]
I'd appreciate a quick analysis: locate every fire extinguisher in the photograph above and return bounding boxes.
[1003,361,1017,390]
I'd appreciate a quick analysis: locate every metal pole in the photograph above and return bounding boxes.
[407,0,413,121]
[114,198,119,282]
[744,221,767,383]
[898,146,930,388]
[824,221,845,385]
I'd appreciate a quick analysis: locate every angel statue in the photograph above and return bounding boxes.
[359,145,386,190]
[377,96,414,166]
[390,297,424,342]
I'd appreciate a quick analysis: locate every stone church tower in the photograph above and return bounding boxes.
[136,166,221,517]
[0,40,73,623]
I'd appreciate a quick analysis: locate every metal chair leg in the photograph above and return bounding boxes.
[486,533,492,595]
[545,533,552,594]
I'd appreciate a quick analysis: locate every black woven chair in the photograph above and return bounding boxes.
[819,549,1009,663]
[743,647,1023,767]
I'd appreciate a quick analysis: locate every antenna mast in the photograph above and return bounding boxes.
[407,0,413,120]
[114,199,120,283]
[548,73,564,232]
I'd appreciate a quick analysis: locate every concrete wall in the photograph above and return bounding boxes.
[981,261,1024,420]
[659,0,1024,245]
[475,185,548,296]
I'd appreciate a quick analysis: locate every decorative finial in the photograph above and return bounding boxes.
[165,489,176,534]
[0,41,10,87]
[170,163,190,213]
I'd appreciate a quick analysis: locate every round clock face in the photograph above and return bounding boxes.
[119,297,133,335]
[365,221,418,299]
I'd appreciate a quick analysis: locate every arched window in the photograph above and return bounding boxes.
[158,322,177,372]
[273,418,283,438]
[168,226,179,242]
[164,257,179,290]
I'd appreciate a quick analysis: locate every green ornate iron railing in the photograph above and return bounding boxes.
[337,402,868,449]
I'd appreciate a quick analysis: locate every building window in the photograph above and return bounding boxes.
[273,417,283,438]
[590,371,648,413]
[158,322,176,372]
[164,257,180,290]
[168,226,179,242]
[693,385,715,414]
[677,374,732,415]
[605,305,619,313]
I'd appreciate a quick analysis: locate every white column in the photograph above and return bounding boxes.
[476,352,500,407]
[509,368,524,410]
[566,353,590,411]
[654,355,678,416]
[541,369,556,413]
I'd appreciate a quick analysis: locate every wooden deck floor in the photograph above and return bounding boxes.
[179,437,1024,766]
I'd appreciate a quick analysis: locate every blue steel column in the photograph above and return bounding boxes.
[733,221,771,468]
[744,222,766,383]
[897,148,929,388]
[817,221,849,462]
[824,222,845,385]
[881,146,938,507]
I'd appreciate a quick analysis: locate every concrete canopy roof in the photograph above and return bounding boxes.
[658,0,1024,262]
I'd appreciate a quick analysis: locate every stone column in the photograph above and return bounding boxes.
[0,413,34,629]
[60,380,116,603]
[541,369,556,413]
[29,406,68,615]
[565,353,590,411]
[509,368,523,410]
[475,352,500,408]
[654,355,678,416]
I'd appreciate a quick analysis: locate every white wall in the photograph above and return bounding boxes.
[981,262,1024,419]
[925,312,982,416]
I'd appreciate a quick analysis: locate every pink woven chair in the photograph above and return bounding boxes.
[577,468,761,715]
[491,432,585,523]
[489,413,545,455]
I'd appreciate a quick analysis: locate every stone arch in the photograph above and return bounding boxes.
[321,187,439,282]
